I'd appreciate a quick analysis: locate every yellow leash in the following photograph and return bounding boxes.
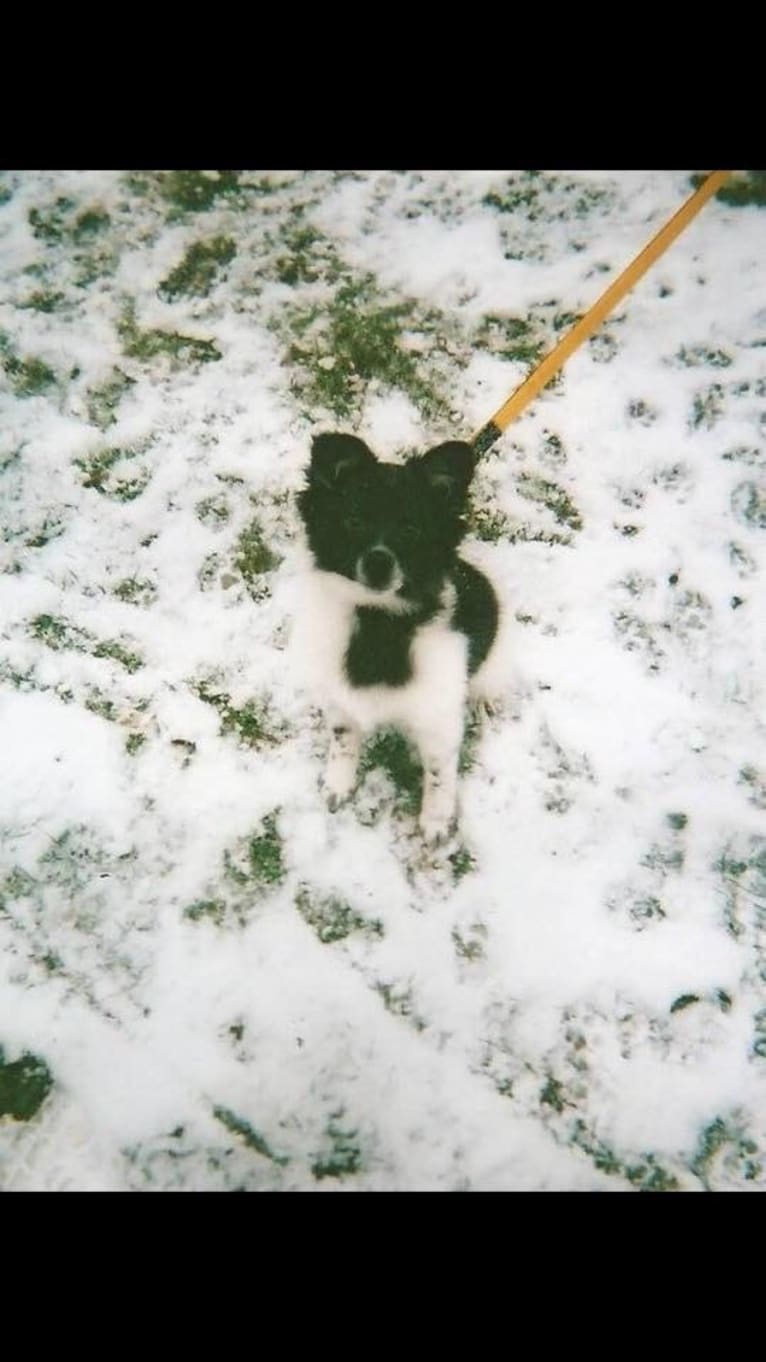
[472,170,732,455]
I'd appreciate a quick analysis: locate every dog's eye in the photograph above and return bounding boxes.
[346,513,365,533]
[401,522,421,542]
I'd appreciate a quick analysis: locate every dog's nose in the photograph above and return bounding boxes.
[360,546,395,590]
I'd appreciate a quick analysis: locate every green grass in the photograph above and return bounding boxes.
[156,170,241,217]
[74,444,151,501]
[195,494,231,527]
[311,1110,362,1180]
[247,814,285,886]
[359,729,423,816]
[570,1118,680,1191]
[213,1105,289,1165]
[690,1114,762,1187]
[20,289,66,313]
[119,303,221,367]
[278,272,455,423]
[732,481,766,530]
[184,898,227,925]
[159,236,236,299]
[295,885,383,944]
[0,1049,54,1121]
[193,679,285,749]
[274,221,343,287]
[374,980,427,1032]
[476,313,545,366]
[223,813,285,891]
[30,613,144,672]
[85,369,135,430]
[234,517,280,588]
[483,172,613,221]
[28,197,78,242]
[448,846,478,882]
[692,170,766,208]
[0,334,56,397]
[185,815,286,930]
[690,383,725,429]
[112,576,158,606]
[516,472,583,531]
[677,344,732,368]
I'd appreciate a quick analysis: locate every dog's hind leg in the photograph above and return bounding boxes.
[324,714,362,811]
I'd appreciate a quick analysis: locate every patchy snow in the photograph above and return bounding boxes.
[0,168,764,1191]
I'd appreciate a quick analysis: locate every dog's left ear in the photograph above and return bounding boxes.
[309,432,376,490]
[421,441,476,502]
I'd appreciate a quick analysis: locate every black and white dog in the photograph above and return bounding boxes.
[296,432,499,842]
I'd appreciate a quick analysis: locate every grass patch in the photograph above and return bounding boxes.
[112,576,158,606]
[247,814,285,887]
[311,1111,363,1181]
[213,1105,289,1165]
[157,170,241,217]
[0,334,56,397]
[118,303,221,367]
[676,344,732,369]
[159,236,236,299]
[295,885,383,944]
[20,289,66,314]
[483,172,612,222]
[86,369,135,430]
[193,679,285,748]
[570,1118,680,1190]
[223,813,285,892]
[359,729,423,816]
[540,1075,566,1113]
[30,613,143,672]
[452,921,486,961]
[517,472,583,531]
[74,444,151,501]
[690,1114,762,1187]
[476,313,545,366]
[0,1049,54,1121]
[184,898,227,925]
[692,170,766,208]
[279,273,453,422]
[690,383,724,430]
[731,481,766,530]
[195,494,231,527]
[449,846,477,882]
[186,814,286,930]
[274,221,343,287]
[28,197,77,242]
[375,980,426,1031]
[234,517,280,589]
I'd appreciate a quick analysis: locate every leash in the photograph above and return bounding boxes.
[471,170,732,457]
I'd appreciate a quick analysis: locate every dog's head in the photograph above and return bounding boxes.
[298,433,476,608]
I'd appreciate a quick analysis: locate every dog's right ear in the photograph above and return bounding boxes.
[309,433,376,490]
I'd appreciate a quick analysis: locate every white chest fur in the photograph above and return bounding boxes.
[292,568,468,742]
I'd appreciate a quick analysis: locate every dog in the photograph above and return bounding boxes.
[295,431,499,842]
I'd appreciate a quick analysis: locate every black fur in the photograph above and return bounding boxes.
[345,606,432,687]
[299,432,498,689]
[453,559,499,675]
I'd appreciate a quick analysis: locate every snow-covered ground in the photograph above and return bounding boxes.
[1,168,764,1191]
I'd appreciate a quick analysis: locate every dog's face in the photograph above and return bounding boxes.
[299,433,475,608]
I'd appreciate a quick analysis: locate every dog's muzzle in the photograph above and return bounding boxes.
[358,546,397,591]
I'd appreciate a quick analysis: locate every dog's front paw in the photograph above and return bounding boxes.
[418,810,457,846]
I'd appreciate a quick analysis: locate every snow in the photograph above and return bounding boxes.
[0,168,764,1191]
